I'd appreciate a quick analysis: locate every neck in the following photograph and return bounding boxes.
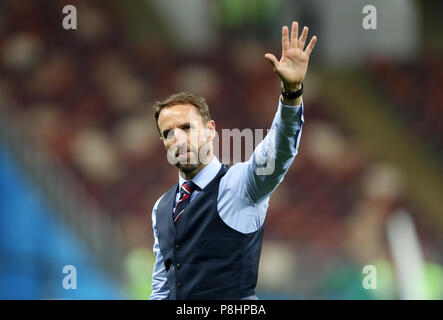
[179,153,214,180]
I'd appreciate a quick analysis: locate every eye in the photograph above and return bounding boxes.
[165,129,174,140]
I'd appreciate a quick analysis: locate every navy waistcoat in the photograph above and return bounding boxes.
[156,164,264,300]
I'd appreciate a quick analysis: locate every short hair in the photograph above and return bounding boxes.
[152,92,212,137]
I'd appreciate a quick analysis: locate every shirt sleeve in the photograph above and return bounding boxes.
[149,196,170,300]
[219,97,304,214]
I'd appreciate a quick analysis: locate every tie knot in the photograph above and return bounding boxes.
[180,180,199,196]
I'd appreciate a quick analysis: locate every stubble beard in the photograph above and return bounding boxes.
[175,155,200,173]
[175,146,211,178]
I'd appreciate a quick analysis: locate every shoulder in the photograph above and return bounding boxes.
[154,193,166,208]
[221,161,246,177]
[151,193,167,221]
[219,161,253,203]
[220,160,255,187]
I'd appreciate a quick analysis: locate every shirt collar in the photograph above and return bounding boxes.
[178,156,222,191]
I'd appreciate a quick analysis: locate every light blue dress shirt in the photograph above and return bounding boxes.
[150,97,304,300]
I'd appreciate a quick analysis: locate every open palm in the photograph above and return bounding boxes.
[265,22,317,87]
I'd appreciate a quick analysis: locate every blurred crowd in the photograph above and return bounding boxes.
[0,0,442,298]
[367,57,443,161]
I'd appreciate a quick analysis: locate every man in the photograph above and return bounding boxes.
[150,21,317,300]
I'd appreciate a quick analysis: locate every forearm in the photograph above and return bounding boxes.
[150,242,170,300]
[150,200,170,300]
[244,98,304,203]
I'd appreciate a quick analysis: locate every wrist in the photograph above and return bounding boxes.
[280,81,303,103]
[281,95,302,106]
[280,81,303,106]
[281,81,302,92]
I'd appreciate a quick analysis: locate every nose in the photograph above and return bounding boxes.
[173,130,189,155]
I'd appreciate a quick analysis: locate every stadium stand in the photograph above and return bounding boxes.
[0,0,442,299]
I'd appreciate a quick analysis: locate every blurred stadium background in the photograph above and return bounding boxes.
[0,0,442,299]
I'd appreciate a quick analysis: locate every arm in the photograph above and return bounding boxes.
[243,97,304,204]
[149,197,170,300]
[218,98,304,233]
[243,21,317,204]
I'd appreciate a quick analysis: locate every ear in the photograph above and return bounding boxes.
[206,120,216,140]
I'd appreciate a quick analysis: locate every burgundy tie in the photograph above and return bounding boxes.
[173,180,199,224]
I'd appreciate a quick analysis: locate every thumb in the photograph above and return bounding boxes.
[264,53,279,72]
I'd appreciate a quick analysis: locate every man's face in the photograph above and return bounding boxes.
[157,104,215,174]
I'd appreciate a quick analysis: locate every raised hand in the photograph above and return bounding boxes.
[265,21,317,91]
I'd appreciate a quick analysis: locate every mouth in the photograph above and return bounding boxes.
[175,146,193,158]
[177,151,191,160]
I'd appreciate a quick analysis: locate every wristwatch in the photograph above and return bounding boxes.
[281,82,304,100]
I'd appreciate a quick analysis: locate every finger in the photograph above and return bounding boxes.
[264,53,279,71]
[290,21,298,48]
[304,35,317,56]
[298,26,308,50]
[282,26,290,53]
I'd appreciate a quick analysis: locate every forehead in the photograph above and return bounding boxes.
[158,104,204,130]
